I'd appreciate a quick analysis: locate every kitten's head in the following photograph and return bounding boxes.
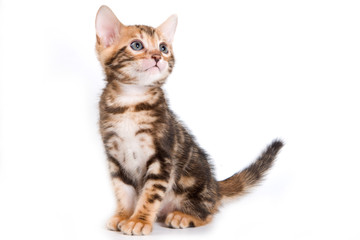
[95,5,177,87]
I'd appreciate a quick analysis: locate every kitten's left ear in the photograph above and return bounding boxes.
[157,14,178,43]
[95,5,124,47]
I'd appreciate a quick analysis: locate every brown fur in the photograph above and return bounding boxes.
[219,140,284,200]
[95,6,283,235]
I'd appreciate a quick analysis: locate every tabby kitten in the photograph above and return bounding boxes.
[95,5,283,236]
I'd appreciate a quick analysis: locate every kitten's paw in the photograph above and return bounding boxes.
[165,211,197,229]
[106,215,127,231]
[119,219,152,235]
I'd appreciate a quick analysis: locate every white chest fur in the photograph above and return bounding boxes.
[106,111,155,179]
[103,84,158,180]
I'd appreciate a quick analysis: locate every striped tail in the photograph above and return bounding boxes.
[218,140,284,201]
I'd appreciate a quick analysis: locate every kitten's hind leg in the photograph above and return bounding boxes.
[165,211,213,229]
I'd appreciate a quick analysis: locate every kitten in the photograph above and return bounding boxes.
[95,5,283,236]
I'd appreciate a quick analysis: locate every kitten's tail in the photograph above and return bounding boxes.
[218,140,283,202]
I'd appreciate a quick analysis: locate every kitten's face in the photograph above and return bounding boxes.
[95,6,177,87]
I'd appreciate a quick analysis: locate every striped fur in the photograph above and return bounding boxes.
[95,5,283,235]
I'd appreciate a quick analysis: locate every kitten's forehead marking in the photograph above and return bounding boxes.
[134,25,162,51]
[136,25,156,37]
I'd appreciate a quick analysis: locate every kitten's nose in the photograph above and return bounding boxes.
[151,54,161,63]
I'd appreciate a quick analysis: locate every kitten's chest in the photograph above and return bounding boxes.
[105,111,156,177]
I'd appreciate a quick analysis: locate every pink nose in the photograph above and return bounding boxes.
[151,54,161,63]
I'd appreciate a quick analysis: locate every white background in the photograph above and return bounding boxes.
[1,0,360,239]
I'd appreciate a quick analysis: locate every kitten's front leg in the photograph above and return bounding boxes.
[120,156,171,235]
[107,157,137,231]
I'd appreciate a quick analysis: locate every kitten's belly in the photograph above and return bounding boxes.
[105,114,155,178]
[158,191,182,218]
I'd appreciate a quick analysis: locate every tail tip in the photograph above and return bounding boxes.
[272,139,284,147]
[268,139,284,154]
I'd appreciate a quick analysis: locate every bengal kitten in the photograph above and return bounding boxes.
[95,5,283,235]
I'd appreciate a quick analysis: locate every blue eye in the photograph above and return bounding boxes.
[130,40,144,51]
[159,43,168,54]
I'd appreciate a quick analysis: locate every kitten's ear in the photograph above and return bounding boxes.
[95,5,124,47]
[157,14,178,43]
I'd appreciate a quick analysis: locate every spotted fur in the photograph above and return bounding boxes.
[95,5,283,236]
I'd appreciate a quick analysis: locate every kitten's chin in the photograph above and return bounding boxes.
[145,66,161,74]
[131,68,168,87]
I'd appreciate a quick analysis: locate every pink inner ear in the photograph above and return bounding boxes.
[157,15,178,43]
[95,6,121,47]
[97,25,117,47]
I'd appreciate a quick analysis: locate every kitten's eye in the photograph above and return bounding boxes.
[159,43,169,54]
[130,41,144,51]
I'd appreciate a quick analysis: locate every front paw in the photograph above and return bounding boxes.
[119,218,153,235]
[107,215,127,231]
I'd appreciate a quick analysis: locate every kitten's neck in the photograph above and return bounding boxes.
[105,81,164,107]
[118,83,153,95]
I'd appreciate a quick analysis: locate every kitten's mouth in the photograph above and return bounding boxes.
[145,65,160,72]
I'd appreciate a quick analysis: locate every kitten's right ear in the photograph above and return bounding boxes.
[95,5,123,47]
[157,14,178,43]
